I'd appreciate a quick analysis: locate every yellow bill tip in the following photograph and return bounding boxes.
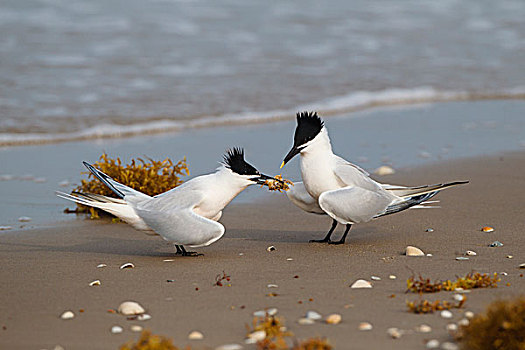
[280,161,285,169]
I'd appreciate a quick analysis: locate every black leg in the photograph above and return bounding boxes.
[174,245,184,255]
[179,245,203,257]
[310,219,338,243]
[329,224,352,245]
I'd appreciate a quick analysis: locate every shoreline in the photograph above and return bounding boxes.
[1,150,524,349]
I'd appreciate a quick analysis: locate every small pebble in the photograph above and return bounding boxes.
[325,314,342,325]
[481,226,494,232]
[446,323,458,332]
[130,325,143,332]
[416,324,432,333]
[188,330,204,340]
[266,246,276,252]
[464,311,474,319]
[358,322,373,331]
[456,257,469,261]
[0,226,12,231]
[267,284,278,288]
[441,342,459,350]
[97,263,107,268]
[18,216,32,222]
[350,279,372,288]
[60,311,75,320]
[297,318,315,325]
[305,310,322,320]
[489,241,503,247]
[371,276,381,281]
[387,327,402,339]
[458,319,469,327]
[426,339,440,349]
[118,301,145,316]
[137,314,151,321]
[405,246,425,256]
[425,228,434,232]
[89,280,101,286]
[441,310,453,319]
[374,165,395,176]
[120,262,135,269]
[389,275,397,280]
[110,325,123,334]
[465,250,477,256]
[215,344,243,350]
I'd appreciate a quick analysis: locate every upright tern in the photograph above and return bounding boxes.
[280,111,468,245]
[57,148,278,256]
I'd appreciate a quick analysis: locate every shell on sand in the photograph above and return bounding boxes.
[118,301,145,316]
[188,331,204,340]
[120,262,135,269]
[405,246,425,256]
[350,279,372,288]
[325,314,342,324]
[110,325,123,334]
[60,310,75,320]
[358,322,373,331]
[374,165,395,176]
[481,226,494,232]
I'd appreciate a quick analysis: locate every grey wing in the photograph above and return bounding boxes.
[286,182,325,214]
[333,157,382,191]
[318,186,394,224]
[132,190,225,247]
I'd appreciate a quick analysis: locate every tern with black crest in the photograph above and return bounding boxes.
[281,111,468,245]
[57,148,277,256]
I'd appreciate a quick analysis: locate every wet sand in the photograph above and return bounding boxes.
[1,151,524,350]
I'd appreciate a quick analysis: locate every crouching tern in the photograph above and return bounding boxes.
[57,148,278,256]
[280,111,468,245]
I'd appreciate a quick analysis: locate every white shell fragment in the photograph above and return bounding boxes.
[111,325,123,334]
[374,165,395,176]
[188,330,204,340]
[120,262,135,269]
[325,314,342,324]
[253,308,277,317]
[89,280,101,286]
[464,311,474,319]
[18,216,32,222]
[266,246,276,252]
[215,344,243,350]
[465,250,477,256]
[387,327,402,339]
[60,310,75,320]
[425,228,434,232]
[405,246,425,256]
[389,275,397,280]
[426,339,440,349]
[305,310,322,320]
[415,324,432,333]
[454,294,466,302]
[458,319,470,327]
[267,284,278,288]
[506,255,513,259]
[446,323,458,332]
[97,263,107,268]
[118,301,145,315]
[297,318,315,325]
[371,276,381,281]
[441,310,453,319]
[519,263,525,269]
[137,314,151,321]
[130,325,143,332]
[358,322,373,331]
[245,330,265,343]
[286,257,293,261]
[456,257,469,261]
[350,279,372,288]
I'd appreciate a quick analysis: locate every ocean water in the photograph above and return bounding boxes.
[1,0,525,145]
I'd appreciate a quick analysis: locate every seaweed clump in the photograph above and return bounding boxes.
[407,272,500,294]
[248,314,332,350]
[119,330,185,350]
[407,296,466,314]
[69,153,189,218]
[457,297,525,350]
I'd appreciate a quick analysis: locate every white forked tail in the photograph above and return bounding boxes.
[56,191,154,233]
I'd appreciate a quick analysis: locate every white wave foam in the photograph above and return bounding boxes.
[1,87,524,147]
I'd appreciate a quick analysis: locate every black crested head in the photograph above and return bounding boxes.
[294,111,324,148]
[223,147,259,176]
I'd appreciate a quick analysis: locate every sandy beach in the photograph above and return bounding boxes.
[1,150,524,350]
